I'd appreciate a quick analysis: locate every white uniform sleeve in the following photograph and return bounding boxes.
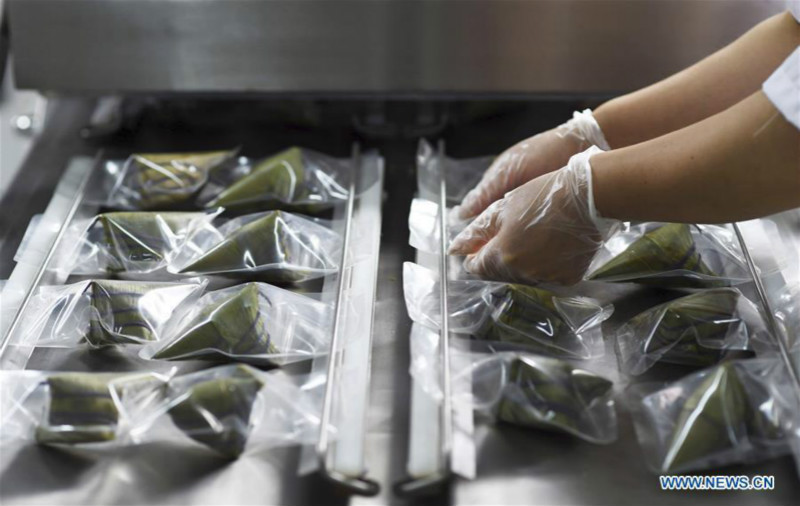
[789,1,800,23]
[763,46,800,130]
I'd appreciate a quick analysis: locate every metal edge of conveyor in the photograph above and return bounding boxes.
[733,223,800,456]
[0,153,100,369]
[395,140,454,496]
[315,144,382,496]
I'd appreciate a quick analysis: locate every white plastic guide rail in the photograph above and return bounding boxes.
[396,140,454,495]
[315,144,383,496]
[0,154,100,368]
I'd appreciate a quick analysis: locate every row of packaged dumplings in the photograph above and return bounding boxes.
[407,147,800,478]
[0,365,322,458]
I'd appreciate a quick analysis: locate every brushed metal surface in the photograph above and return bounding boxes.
[8,0,785,95]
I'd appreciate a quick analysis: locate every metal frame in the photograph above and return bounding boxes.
[396,140,454,496]
[315,144,381,496]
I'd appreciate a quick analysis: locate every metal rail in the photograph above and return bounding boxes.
[315,144,381,496]
[396,139,454,496]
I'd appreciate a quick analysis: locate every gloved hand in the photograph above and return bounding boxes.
[455,109,610,220]
[448,146,619,286]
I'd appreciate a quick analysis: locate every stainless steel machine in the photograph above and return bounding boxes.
[1,1,799,505]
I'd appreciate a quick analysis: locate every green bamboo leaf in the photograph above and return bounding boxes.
[94,212,199,272]
[124,150,235,209]
[168,365,264,457]
[590,223,721,287]
[620,288,743,371]
[207,147,310,211]
[660,363,750,472]
[153,283,277,362]
[496,356,614,441]
[35,373,121,445]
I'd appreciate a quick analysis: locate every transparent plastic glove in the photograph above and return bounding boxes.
[455,109,610,220]
[449,146,618,286]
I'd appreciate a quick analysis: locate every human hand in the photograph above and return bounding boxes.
[448,146,618,286]
[455,109,610,220]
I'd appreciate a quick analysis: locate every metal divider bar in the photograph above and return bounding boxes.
[0,152,100,362]
[395,140,454,496]
[316,144,380,496]
[733,224,800,402]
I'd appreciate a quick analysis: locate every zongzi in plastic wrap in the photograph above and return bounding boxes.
[629,359,788,473]
[142,282,331,365]
[616,288,768,375]
[403,262,611,360]
[167,365,264,458]
[170,210,341,283]
[22,280,205,349]
[201,147,349,214]
[34,372,166,446]
[54,211,217,276]
[105,149,237,210]
[587,223,749,288]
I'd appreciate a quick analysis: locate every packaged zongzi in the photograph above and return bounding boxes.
[201,147,349,214]
[105,149,237,210]
[170,210,341,283]
[23,280,204,348]
[142,282,331,365]
[403,262,611,359]
[54,210,217,276]
[167,365,264,457]
[494,355,617,443]
[34,372,167,446]
[629,359,788,473]
[587,223,749,288]
[616,288,768,375]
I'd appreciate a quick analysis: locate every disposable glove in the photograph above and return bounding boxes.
[455,109,610,220]
[448,146,618,286]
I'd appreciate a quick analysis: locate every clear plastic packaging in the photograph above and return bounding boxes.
[52,210,220,277]
[628,359,789,474]
[403,262,612,359]
[0,370,170,447]
[139,365,322,458]
[0,365,322,458]
[16,279,206,348]
[169,210,341,283]
[408,332,618,444]
[141,282,332,366]
[198,147,350,214]
[587,222,750,288]
[616,288,770,375]
[100,149,238,210]
[416,140,494,206]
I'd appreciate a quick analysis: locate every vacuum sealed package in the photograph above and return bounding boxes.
[628,359,789,474]
[404,262,612,359]
[15,279,206,348]
[145,365,321,458]
[141,282,332,365]
[416,139,493,205]
[1,366,321,458]
[587,223,750,288]
[52,210,220,277]
[169,210,341,283]
[409,333,617,443]
[100,149,238,210]
[198,147,350,214]
[0,370,169,447]
[616,288,770,375]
